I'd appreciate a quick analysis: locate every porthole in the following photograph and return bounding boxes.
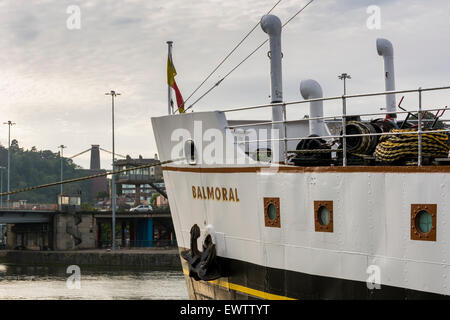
[184,140,197,164]
[314,201,333,233]
[317,206,331,226]
[264,198,280,228]
[267,203,277,220]
[416,210,432,234]
[411,204,436,241]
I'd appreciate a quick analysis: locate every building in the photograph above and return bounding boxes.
[4,195,96,251]
[114,155,164,206]
[102,155,175,248]
[0,224,6,249]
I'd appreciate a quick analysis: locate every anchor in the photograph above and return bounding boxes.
[181,224,221,281]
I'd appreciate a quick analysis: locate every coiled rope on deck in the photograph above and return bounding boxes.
[345,121,378,155]
[375,129,450,163]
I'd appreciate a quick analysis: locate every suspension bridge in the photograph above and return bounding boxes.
[0,146,175,251]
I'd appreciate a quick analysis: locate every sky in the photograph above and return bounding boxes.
[1,0,450,169]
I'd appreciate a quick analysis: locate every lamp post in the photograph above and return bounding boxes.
[3,121,16,206]
[105,90,121,250]
[338,73,351,95]
[0,166,5,208]
[58,145,67,195]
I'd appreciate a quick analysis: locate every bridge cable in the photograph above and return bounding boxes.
[69,147,127,159]
[98,147,126,159]
[0,158,184,197]
[183,0,316,113]
[69,148,92,159]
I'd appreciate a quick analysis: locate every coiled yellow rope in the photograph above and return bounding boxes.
[375,129,450,162]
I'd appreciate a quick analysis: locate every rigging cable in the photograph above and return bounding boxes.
[183,0,316,113]
[177,0,284,113]
[0,158,183,197]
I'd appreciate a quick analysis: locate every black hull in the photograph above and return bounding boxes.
[179,250,449,300]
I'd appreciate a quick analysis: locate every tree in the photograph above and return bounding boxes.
[81,203,97,212]
[10,139,20,152]
[96,190,109,199]
[150,192,160,207]
[0,144,95,204]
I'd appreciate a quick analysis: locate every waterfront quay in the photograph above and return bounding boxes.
[0,149,176,252]
[0,248,181,269]
[0,204,176,252]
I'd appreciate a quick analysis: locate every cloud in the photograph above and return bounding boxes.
[1,0,450,170]
[8,13,39,43]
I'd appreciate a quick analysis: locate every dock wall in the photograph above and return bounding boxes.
[0,249,182,269]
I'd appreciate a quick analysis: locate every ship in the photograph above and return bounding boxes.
[152,13,450,299]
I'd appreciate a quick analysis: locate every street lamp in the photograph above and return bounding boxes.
[58,145,67,195]
[3,121,16,205]
[338,73,352,95]
[0,166,5,208]
[105,90,121,250]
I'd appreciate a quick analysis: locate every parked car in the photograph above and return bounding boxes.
[130,205,153,213]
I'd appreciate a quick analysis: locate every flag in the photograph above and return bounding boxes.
[167,56,185,113]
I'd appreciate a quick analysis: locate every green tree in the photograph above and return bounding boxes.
[96,190,109,199]
[150,192,160,207]
[0,141,95,204]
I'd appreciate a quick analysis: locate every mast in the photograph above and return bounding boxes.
[167,41,174,115]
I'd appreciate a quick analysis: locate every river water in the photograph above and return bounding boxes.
[0,263,188,300]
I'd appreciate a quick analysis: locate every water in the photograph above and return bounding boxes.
[0,263,188,300]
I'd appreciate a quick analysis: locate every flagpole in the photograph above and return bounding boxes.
[167,41,173,115]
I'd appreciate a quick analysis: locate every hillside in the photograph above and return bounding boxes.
[0,140,99,204]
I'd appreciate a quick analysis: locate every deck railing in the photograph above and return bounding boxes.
[223,86,450,167]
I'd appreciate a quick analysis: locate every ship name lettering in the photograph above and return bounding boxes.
[192,186,239,202]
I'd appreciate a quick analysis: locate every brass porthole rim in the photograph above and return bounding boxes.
[411,204,437,241]
[415,210,433,235]
[314,201,334,233]
[264,197,281,228]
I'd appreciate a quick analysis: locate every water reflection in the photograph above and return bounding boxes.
[0,263,188,300]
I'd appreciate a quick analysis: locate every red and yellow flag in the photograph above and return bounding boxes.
[167,56,185,113]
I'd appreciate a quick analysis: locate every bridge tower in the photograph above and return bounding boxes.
[88,145,107,201]
[90,145,101,170]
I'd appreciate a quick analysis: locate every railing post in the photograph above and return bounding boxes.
[418,87,423,166]
[282,103,288,163]
[342,95,347,167]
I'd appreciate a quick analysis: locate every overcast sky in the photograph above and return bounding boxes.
[1,0,450,169]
